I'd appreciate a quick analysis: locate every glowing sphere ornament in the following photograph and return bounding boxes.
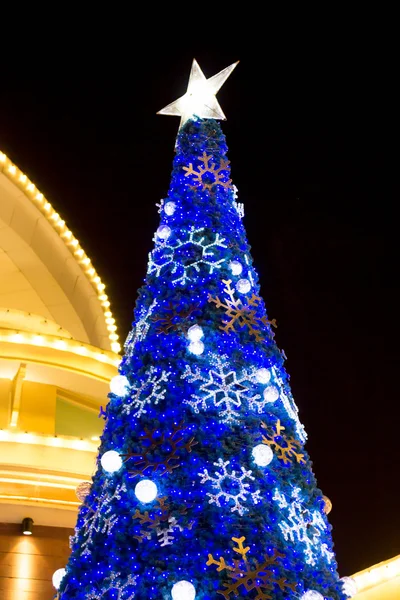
[301,591,324,600]
[188,340,204,355]
[101,450,123,474]
[236,278,251,294]
[229,260,243,275]
[164,201,176,216]
[110,375,130,397]
[340,576,357,597]
[75,481,91,502]
[52,568,66,590]
[252,444,273,466]
[135,479,158,503]
[263,385,280,403]
[255,367,271,384]
[157,224,172,240]
[171,580,196,600]
[322,495,332,514]
[187,324,204,341]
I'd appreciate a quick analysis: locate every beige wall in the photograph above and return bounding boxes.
[0,523,72,600]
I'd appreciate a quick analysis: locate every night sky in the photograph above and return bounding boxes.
[0,42,396,579]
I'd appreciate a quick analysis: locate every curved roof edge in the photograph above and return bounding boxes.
[0,150,121,354]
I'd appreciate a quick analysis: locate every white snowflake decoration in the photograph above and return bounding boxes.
[232,185,244,218]
[199,457,261,516]
[122,367,170,418]
[182,354,269,423]
[273,487,334,566]
[73,480,126,556]
[86,573,137,599]
[270,365,307,443]
[156,516,184,547]
[147,226,227,285]
[124,300,157,358]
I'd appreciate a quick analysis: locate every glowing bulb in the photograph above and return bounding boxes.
[164,201,176,216]
[236,278,251,294]
[252,444,273,466]
[110,375,130,397]
[229,260,243,275]
[263,385,280,403]
[157,225,171,240]
[301,591,324,600]
[135,479,158,503]
[187,325,203,341]
[188,340,204,355]
[171,580,196,600]
[52,568,66,590]
[340,577,357,597]
[255,368,271,384]
[101,450,122,473]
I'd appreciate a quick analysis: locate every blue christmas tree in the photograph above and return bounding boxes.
[57,60,352,600]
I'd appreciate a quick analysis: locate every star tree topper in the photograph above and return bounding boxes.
[157,59,239,129]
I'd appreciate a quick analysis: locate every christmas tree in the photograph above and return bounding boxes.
[56,60,353,600]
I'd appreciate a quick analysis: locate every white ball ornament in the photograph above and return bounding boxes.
[229,260,243,276]
[187,324,204,341]
[340,576,357,597]
[157,224,171,240]
[164,201,176,216]
[255,367,271,384]
[52,568,66,590]
[252,444,273,466]
[188,340,204,355]
[236,278,251,294]
[110,375,130,397]
[263,385,280,403]
[301,591,324,600]
[171,580,196,600]
[101,450,123,474]
[134,479,158,503]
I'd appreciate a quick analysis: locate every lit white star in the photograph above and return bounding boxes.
[157,58,239,129]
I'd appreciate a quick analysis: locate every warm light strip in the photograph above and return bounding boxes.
[0,494,80,507]
[0,469,87,486]
[352,554,400,592]
[0,477,77,490]
[0,150,121,354]
[0,327,120,368]
[0,429,99,452]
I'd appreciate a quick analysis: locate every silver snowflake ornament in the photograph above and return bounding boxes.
[273,487,334,566]
[86,573,137,599]
[122,366,170,418]
[147,226,227,285]
[199,457,261,516]
[73,480,126,556]
[182,354,265,423]
[124,299,157,358]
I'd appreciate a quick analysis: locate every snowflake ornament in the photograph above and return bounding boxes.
[133,496,194,547]
[208,279,277,342]
[269,366,307,443]
[121,367,170,418]
[72,480,126,556]
[182,151,232,191]
[124,300,157,358]
[206,536,296,599]
[86,573,137,599]
[261,419,305,465]
[198,457,261,515]
[123,421,198,476]
[182,353,271,423]
[273,487,335,566]
[147,226,227,285]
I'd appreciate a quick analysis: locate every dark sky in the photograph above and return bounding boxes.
[0,40,397,579]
